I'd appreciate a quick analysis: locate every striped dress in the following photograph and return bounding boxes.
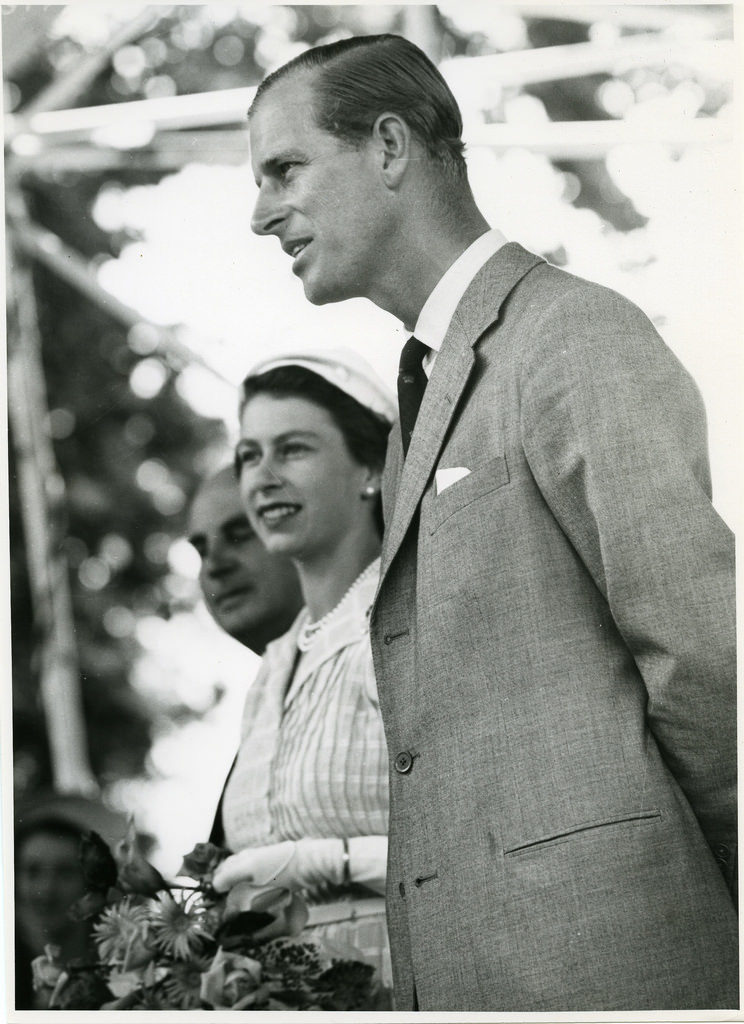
[221,559,391,987]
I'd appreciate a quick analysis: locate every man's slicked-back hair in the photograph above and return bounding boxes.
[250,34,467,178]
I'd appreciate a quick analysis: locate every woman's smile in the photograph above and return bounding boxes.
[257,501,303,528]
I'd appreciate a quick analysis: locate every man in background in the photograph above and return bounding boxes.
[245,34,737,1011]
[187,464,302,656]
[187,465,302,844]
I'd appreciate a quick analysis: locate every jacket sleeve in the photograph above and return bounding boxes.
[519,282,736,888]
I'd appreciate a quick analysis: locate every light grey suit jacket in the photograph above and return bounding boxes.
[370,243,737,1011]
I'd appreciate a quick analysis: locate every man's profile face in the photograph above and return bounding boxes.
[249,72,390,306]
[187,469,302,648]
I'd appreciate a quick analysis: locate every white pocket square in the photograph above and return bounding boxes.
[435,466,471,495]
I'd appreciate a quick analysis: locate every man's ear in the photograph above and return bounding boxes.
[372,113,411,188]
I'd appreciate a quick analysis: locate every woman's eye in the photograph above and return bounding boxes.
[234,446,259,472]
[280,442,308,458]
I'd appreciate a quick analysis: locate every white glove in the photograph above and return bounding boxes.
[211,836,388,896]
[212,839,339,893]
[347,835,387,895]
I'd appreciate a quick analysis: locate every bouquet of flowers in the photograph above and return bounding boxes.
[31,823,380,1010]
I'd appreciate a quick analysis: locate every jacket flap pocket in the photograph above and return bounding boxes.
[503,809,662,857]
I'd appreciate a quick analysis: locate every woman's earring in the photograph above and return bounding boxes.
[361,484,377,500]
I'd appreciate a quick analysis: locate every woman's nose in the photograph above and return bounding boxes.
[245,454,282,493]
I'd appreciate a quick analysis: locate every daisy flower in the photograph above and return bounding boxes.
[150,891,213,960]
[160,956,211,1009]
[93,897,154,968]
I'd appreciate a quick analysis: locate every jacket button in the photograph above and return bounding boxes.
[714,843,730,863]
[398,882,406,898]
[394,751,413,774]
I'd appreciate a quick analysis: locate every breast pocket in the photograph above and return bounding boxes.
[429,454,510,535]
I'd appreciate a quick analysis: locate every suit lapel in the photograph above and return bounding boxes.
[380,331,474,580]
[379,243,544,584]
[381,419,404,530]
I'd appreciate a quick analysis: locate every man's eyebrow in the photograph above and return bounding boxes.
[256,152,305,180]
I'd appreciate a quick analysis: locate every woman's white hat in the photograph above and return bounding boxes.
[245,349,397,425]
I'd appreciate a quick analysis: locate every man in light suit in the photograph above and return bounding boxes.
[247,34,737,1011]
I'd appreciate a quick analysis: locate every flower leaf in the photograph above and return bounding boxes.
[79,831,118,892]
[68,888,109,921]
[214,911,276,949]
[48,967,113,1010]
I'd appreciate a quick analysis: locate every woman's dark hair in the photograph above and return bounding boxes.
[238,365,391,534]
[250,34,466,179]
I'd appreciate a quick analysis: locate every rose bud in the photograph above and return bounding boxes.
[117,858,168,897]
[178,842,228,882]
[115,818,169,897]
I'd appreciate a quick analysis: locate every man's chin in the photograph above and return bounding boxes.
[302,282,333,306]
[212,607,255,637]
[301,274,350,307]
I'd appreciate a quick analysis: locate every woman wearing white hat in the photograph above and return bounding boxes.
[14,795,130,1009]
[211,350,395,999]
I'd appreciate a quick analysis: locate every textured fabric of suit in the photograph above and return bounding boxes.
[370,243,738,1012]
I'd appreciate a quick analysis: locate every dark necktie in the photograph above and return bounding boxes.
[397,336,429,456]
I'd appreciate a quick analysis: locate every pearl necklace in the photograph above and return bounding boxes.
[297,560,378,652]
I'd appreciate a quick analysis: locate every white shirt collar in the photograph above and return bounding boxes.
[413,228,508,356]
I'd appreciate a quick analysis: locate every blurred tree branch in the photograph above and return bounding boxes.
[23,8,162,115]
[6,197,97,795]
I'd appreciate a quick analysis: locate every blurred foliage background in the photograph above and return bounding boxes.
[3,4,737,869]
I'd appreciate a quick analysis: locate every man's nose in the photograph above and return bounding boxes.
[251,183,285,236]
[204,536,235,576]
